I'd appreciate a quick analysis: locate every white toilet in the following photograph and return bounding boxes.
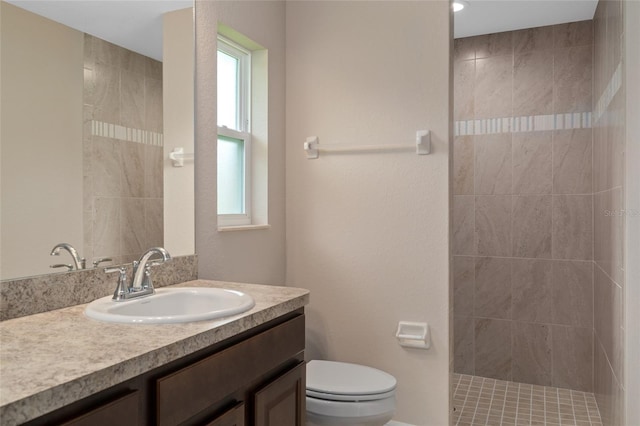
[306,360,397,426]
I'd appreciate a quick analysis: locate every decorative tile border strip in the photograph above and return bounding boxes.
[594,61,622,123]
[454,112,592,136]
[91,120,164,146]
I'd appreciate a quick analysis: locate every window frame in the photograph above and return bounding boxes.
[217,36,252,227]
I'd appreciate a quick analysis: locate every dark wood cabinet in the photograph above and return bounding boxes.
[254,362,305,426]
[204,403,245,426]
[59,391,140,426]
[26,312,305,426]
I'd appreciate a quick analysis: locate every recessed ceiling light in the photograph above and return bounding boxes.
[452,0,468,12]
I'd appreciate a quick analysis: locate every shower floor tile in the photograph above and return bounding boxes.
[452,374,603,426]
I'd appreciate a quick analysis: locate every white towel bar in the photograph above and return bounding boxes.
[303,130,431,159]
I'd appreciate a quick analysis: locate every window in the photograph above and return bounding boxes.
[217,36,251,226]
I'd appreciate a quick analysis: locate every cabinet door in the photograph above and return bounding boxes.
[254,362,305,426]
[204,403,245,426]
[60,390,140,426]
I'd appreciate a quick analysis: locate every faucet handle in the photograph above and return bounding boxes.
[50,264,73,271]
[104,267,129,301]
[93,258,113,268]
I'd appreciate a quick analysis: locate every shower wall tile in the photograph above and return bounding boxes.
[94,197,121,258]
[93,64,120,123]
[122,49,147,75]
[512,322,552,386]
[474,133,512,195]
[474,318,512,381]
[83,68,95,106]
[512,195,552,259]
[512,132,552,194]
[474,32,513,59]
[592,0,625,421]
[551,260,593,328]
[145,198,164,249]
[553,128,593,194]
[513,25,554,54]
[474,257,511,319]
[511,259,553,323]
[454,60,475,121]
[121,198,146,256]
[92,137,122,197]
[453,38,475,62]
[453,196,475,255]
[475,55,513,119]
[594,187,624,285]
[93,36,122,68]
[475,195,512,257]
[552,194,593,260]
[145,77,164,133]
[594,265,623,383]
[453,136,474,195]
[453,256,475,317]
[553,21,593,48]
[606,92,626,189]
[513,51,553,116]
[551,325,592,392]
[121,141,146,198]
[594,335,624,426]
[454,316,475,375]
[145,145,165,199]
[512,131,552,194]
[146,57,163,80]
[553,46,593,114]
[121,69,146,130]
[454,38,475,62]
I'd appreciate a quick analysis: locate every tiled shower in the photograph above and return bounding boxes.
[452,1,626,424]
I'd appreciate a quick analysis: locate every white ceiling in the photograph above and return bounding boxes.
[6,0,599,59]
[454,0,598,39]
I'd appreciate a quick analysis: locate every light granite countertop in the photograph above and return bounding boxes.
[0,280,309,425]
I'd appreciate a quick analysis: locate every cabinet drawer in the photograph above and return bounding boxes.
[204,402,245,426]
[157,315,305,426]
[60,390,140,426]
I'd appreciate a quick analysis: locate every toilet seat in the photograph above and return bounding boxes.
[306,360,397,402]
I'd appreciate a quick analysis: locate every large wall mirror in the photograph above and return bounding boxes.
[0,0,195,281]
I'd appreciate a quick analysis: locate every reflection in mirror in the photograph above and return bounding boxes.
[0,1,195,281]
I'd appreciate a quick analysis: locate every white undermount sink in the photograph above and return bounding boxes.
[84,287,255,324]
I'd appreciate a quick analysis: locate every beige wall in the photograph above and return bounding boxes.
[194,0,286,284]
[163,8,195,257]
[285,2,451,424]
[0,2,84,279]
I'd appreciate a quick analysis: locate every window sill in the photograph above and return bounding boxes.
[217,224,271,232]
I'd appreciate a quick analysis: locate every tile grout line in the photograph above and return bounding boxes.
[557,387,562,426]
[499,378,508,426]
[486,375,496,426]
[584,391,594,425]
[570,390,577,425]
[514,381,520,423]
[459,375,472,425]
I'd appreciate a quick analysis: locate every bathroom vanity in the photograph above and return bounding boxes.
[0,280,309,426]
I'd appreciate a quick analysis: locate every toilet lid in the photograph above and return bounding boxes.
[306,360,396,401]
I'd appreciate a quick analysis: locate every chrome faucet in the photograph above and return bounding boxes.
[50,243,85,270]
[132,247,171,291]
[105,247,171,301]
